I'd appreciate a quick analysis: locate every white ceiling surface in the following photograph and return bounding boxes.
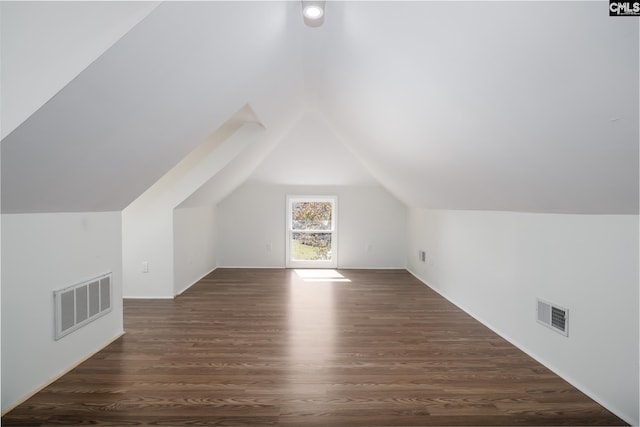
[0,1,160,140]
[312,1,638,213]
[1,1,304,213]
[1,1,638,214]
[178,110,378,210]
[250,112,378,187]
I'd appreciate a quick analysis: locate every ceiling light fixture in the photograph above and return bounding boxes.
[303,4,323,19]
[302,1,325,27]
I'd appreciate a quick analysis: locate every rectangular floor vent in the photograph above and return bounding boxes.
[537,298,568,337]
[54,273,112,340]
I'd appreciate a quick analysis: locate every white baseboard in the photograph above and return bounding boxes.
[123,295,174,300]
[174,266,218,297]
[1,331,125,416]
[405,268,635,426]
[337,265,407,270]
[216,265,408,270]
[216,265,285,269]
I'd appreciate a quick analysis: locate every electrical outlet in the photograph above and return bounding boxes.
[142,261,149,273]
[419,250,426,263]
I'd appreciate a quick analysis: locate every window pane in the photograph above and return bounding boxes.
[292,232,332,261]
[292,202,332,230]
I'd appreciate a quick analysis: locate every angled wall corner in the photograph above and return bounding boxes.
[122,113,265,298]
[173,205,218,297]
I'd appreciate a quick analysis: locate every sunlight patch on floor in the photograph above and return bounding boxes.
[294,269,351,282]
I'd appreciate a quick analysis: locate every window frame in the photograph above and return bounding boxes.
[285,195,338,268]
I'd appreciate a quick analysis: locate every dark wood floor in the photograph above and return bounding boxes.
[3,268,626,426]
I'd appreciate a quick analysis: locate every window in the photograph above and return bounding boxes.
[286,196,337,268]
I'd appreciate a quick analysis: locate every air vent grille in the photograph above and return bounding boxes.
[551,306,566,331]
[54,273,112,340]
[537,298,568,337]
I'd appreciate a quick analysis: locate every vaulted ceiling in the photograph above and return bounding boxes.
[2,1,638,214]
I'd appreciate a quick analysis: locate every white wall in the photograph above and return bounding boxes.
[217,180,407,268]
[174,206,217,295]
[122,207,174,298]
[1,212,123,412]
[407,209,639,426]
[122,122,262,298]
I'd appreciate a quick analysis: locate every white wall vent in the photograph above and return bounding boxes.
[536,298,568,337]
[54,273,112,340]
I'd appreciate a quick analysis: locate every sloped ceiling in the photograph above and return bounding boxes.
[1,1,304,213]
[250,112,378,187]
[0,1,160,140]
[177,110,378,209]
[1,1,638,214]
[312,1,639,213]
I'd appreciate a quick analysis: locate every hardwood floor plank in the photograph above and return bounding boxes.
[2,269,627,426]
